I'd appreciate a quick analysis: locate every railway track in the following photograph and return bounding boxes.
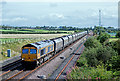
[1,60,22,71]
[3,35,87,81]
[55,38,86,80]
[0,60,23,78]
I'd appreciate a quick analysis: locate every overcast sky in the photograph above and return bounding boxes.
[1,0,119,28]
[1,0,119,2]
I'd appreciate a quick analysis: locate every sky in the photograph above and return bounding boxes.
[1,0,119,2]
[0,0,119,28]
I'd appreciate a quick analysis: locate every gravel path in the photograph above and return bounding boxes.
[26,36,86,79]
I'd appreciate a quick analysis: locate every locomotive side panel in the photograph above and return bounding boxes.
[39,44,54,58]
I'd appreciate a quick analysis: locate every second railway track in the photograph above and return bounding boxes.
[2,35,87,81]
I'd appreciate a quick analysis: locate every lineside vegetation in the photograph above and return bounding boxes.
[67,34,120,79]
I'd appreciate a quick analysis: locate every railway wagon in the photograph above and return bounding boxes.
[77,33,81,39]
[81,31,87,37]
[72,34,76,42]
[78,33,82,39]
[67,35,73,45]
[75,33,78,40]
[61,36,69,48]
[76,33,79,40]
[79,33,83,38]
[51,37,63,53]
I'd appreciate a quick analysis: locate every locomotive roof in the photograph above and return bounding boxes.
[50,37,63,43]
[22,40,54,49]
[22,44,38,48]
[61,36,68,39]
[67,35,72,37]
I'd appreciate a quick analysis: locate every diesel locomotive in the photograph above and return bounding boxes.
[21,31,88,66]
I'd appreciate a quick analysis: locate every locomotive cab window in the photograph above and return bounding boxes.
[48,46,50,53]
[22,49,29,54]
[51,45,53,51]
[30,49,37,54]
[41,48,45,56]
[41,49,44,56]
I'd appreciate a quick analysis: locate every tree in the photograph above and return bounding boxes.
[96,46,118,64]
[109,56,120,71]
[114,39,120,55]
[84,37,102,48]
[93,26,105,35]
[97,33,110,43]
[105,39,120,55]
[83,46,118,67]
[84,48,98,66]
[116,32,120,38]
[93,30,97,35]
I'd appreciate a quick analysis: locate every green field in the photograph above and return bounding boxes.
[109,38,119,42]
[110,36,116,38]
[0,29,74,34]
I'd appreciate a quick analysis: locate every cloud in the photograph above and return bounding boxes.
[0,0,7,4]
[2,17,27,22]
[49,13,65,19]
[1,2,118,27]
[13,17,27,21]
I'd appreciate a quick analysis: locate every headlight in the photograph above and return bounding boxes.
[22,58,25,60]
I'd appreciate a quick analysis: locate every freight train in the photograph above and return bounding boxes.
[21,31,89,66]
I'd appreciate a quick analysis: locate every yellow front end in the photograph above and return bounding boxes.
[21,47,37,62]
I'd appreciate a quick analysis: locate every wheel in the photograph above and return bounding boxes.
[36,61,40,66]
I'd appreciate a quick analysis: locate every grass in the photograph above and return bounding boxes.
[0,34,67,61]
[109,38,119,42]
[1,38,21,41]
[110,36,116,38]
[0,29,74,34]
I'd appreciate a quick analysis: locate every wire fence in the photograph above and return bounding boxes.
[0,37,47,44]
